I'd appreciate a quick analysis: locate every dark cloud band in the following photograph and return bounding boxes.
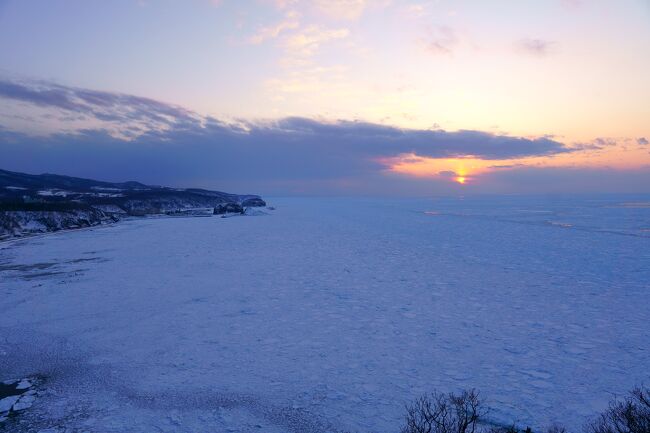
[0,78,568,160]
[0,77,585,193]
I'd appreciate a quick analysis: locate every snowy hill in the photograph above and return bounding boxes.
[0,168,265,239]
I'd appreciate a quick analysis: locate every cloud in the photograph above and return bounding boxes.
[261,0,369,20]
[266,117,568,159]
[424,26,458,55]
[0,78,199,138]
[480,165,650,195]
[313,0,367,20]
[283,25,350,56]
[437,170,458,178]
[593,137,619,147]
[516,38,556,57]
[638,137,649,145]
[264,0,299,9]
[406,4,427,17]
[571,137,620,151]
[248,11,300,44]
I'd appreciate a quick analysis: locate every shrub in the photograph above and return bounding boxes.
[402,389,486,433]
[546,425,567,433]
[399,387,650,433]
[585,386,650,433]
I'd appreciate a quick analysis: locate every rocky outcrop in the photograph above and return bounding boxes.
[241,197,267,207]
[214,203,244,215]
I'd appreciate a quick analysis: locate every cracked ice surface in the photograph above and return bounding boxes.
[0,196,648,432]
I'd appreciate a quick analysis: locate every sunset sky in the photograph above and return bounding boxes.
[1,0,649,195]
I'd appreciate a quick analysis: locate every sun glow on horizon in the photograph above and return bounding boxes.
[381,154,488,184]
[380,145,650,186]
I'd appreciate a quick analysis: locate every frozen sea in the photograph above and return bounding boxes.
[1,195,649,433]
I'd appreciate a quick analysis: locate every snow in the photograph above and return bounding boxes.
[90,187,123,192]
[37,190,69,197]
[92,192,125,198]
[36,189,124,198]
[0,196,648,433]
[16,380,32,390]
[0,396,19,413]
[12,394,35,411]
[243,207,270,216]
[91,204,127,214]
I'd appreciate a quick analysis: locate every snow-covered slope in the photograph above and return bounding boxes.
[0,196,648,432]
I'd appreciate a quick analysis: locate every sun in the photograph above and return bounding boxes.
[455,176,467,184]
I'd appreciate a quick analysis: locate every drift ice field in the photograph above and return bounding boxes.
[1,196,648,433]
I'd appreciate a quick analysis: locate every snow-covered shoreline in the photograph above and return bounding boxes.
[0,207,271,243]
[0,209,119,241]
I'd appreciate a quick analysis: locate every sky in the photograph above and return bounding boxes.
[0,0,649,195]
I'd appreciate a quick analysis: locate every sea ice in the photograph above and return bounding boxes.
[13,394,35,411]
[0,395,19,413]
[0,196,648,432]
